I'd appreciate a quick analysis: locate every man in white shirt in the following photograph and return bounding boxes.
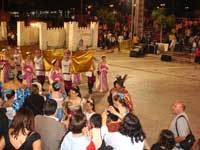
[169,101,191,150]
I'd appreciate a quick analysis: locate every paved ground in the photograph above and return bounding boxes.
[80,49,200,147]
[1,41,200,147]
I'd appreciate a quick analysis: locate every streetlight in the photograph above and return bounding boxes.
[80,0,83,23]
[130,0,136,45]
[2,0,4,10]
[160,3,165,7]
[109,4,114,8]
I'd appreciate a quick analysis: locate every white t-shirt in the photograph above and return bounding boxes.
[84,111,95,121]
[61,132,90,150]
[101,126,144,150]
[169,112,190,150]
[34,56,45,76]
[92,128,102,149]
[61,59,71,81]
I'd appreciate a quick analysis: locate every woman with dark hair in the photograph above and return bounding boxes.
[4,89,15,108]
[4,89,16,122]
[23,84,45,116]
[151,129,175,150]
[0,107,41,150]
[89,113,102,149]
[84,98,96,121]
[63,86,85,117]
[60,113,95,150]
[48,81,65,121]
[108,94,129,119]
[108,75,133,112]
[106,94,129,132]
[101,112,145,150]
[0,110,8,138]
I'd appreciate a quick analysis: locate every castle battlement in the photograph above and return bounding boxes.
[17,21,99,50]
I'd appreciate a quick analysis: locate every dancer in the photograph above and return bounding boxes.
[72,73,81,86]
[34,49,45,88]
[3,72,22,91]
[22,52,34,88]
[13,47,22,82]
[97,55,109,92]
[86,71,96,96]
[48,59,62,85]
[108,74,133,112]
[63,86,85,117]
[0,49,12,84]
[61,49,72,94]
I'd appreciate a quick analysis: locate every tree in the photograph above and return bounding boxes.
[97,8,117,28]
[152,8,176,42]
[0,10,10,22]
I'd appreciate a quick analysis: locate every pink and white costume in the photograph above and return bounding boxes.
[98,62,109,92]
[22,60,34,87]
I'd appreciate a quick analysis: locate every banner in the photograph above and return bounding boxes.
[21,48,95,73]
[71,50,95,73]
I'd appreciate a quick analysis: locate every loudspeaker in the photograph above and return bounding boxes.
[161,54,172,62]
[129,48,140,57]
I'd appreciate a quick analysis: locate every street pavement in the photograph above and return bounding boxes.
[1,42,200,147]
[82,50,200,147]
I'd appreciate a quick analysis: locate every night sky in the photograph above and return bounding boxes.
[1,0,200,13]
[6,0,82,10]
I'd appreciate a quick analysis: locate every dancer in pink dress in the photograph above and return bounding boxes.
[0,49,12,83]
[49,59,63,85]
[72,73,81,86]
[22,52,34,88]
[98,55,109,92]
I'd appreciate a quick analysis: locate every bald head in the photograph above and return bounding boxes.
[171,101,186,115]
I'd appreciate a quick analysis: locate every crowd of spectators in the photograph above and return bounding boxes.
[0,70,199,150]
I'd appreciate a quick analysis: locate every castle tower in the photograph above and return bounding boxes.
[68,22,79,51]
[90,22,99,49]
[134,0,144,37]
[64,22,69,48]
[17,21,25,46]
[0,22,7,40]
[38,22,47,50]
